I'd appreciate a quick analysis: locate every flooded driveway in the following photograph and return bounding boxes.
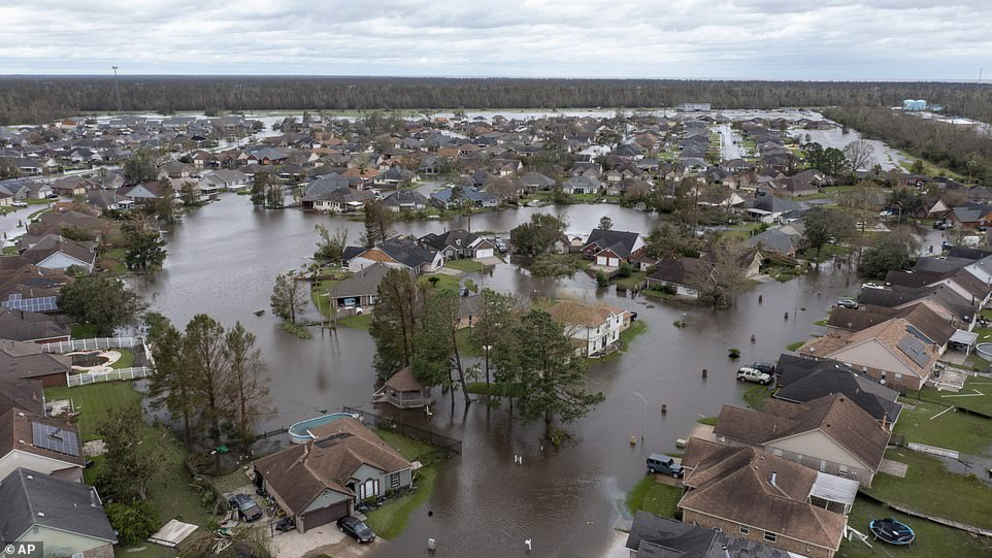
[139,195,862,557]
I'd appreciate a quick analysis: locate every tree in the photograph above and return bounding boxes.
[859,230,918,279]
[106,501,159,545]
[693,238,747,308]
[122,216,167,271]
[361,199,394,247]
[645,222,700,259]
[512,213,567,256]
[58,275,147,336]
[513,309,604,441]
[844,139,876,173]
[224,322,275,446]
[598,216,613,230]
[147,320,199,448]
[369,268,422,379]
[270,273,307,324]
[182,314,229,445]
[122,149,158,184]
[804,142,849,178]
[95,407,161,503]
[314,224,348,265]
[179,181,200,206]
[888,188,927,220]
[484,176,519,200]
[412,289,470,407]
[802,207,856,261]
[470,289,517,388]
[264,182,284,209]
[911,159,926,175]
[146,184,178,225]
[250,172,269,207]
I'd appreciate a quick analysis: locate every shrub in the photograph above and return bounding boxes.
[106,501,159,545]
[618,261,634,278]
[595,271,610,287]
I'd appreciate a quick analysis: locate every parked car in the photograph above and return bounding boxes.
[836,298,859,309]
[337,516,376,543]
[228,494,263,522]
[646,453,683,478]
[737,366,773,385]
[861,282,885,290]
[747,362,776,375]
[933,221,953,230]
[11,201,27,208]
[493,237,507,253]
[274,517,296,532]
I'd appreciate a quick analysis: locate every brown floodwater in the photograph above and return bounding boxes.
[138,194,865,557]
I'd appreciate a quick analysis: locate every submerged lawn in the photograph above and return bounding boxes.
[365,430,441,539]
[625,476,682,519]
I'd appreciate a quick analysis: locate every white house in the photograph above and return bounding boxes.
[547,300,632,357]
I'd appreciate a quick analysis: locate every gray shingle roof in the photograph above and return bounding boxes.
[0,468,116,544]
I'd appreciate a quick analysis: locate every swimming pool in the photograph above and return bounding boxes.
[287,412,358,444]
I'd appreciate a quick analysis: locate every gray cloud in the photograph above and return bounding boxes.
[0,0,988,79]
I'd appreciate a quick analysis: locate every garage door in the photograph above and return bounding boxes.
[476,248,494,259]
[609,257,620,267]
[301,500,349,532]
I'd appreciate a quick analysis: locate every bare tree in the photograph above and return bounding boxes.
[224,322,276,445]
[844,139,876,172]
[270,272,307,324]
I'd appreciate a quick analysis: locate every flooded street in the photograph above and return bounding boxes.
[794,127,909,171]
[138,195,861,557]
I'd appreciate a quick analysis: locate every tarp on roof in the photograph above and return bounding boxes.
[811,472,859,507]
[951,329,979,347]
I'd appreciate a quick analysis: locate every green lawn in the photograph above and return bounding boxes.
[595,320,648,363]
[454,327,479,357]
[893,398,992,456]
[625,476,682,519]
[444,258,486,273]
[865,449,992,530]
[612,271,646,290]
[45,382,145,441]
[111,348,135,369]
[337,312,373,330]
[785,340,806,352]
[310,278,341,317]
[419,273,461,292]
[838,496,992,558]
[364,431,440,540]
[916,375,992,417]
[697,416,719,426]
[210,468,253,494]
[71,323,101,339]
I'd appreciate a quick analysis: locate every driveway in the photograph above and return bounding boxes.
[271,522,376,558]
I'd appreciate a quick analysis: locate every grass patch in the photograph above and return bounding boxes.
[375,429,438,462]
[594,320,648,363]
[310,279,340,317]
[419,273,461,292]
[741,384,772,411]
[210,468,253,494]
[71,323,101,339]
[625,476,682,519]
[893,398,992,456]
[1,245,17,255]
[454,327,478,357]
[642,287,674,300]
[280,319,313,339]
[697,416,719,426]
[785,340,806,352]
[45,382,144,441]
[111,348,135,369]
[444,258,486,273]
[337,312,373,330]
[613,271,646,290]
[838,496,992,558]
[365,466,437,540]
[864,449,992,530]
[466,381,525,398]
[27,207,51,221]
[916,375,992,417]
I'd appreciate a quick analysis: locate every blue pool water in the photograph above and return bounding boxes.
[287,412,357,444]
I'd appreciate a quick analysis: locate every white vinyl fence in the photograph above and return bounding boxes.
[43,337,140,353]
[66,366,154,387]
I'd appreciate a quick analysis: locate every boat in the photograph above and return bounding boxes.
[869,518,915,545]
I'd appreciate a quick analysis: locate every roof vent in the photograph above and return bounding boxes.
[37,512,44,517]
[25,474,33,480]
[17,412,25,417]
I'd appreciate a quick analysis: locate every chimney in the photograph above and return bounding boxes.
[770,471,777,487]
[723,546,731,558]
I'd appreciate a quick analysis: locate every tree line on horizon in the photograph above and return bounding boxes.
[3,75,992,125]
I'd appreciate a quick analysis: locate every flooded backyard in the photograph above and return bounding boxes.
[138,195,863,557]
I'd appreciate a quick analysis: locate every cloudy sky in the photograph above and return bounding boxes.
[0,0,988,80]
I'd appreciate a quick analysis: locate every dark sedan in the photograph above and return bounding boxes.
[338,516,376,543]
[228,494,263,522]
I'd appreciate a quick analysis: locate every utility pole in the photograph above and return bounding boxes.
[112,66,122,113]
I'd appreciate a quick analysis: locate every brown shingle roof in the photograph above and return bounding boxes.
[713,394,890,470]
[0,408,84,466]
[253,418,412,515]
[679,438,846,552]
[384,366,423,393]
[0,339,71,381]
[546,300,627,328]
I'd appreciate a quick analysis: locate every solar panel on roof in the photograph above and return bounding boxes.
[2,296,58,313]
[897,335,931,368]
[31,422,80,457]
[905,325,934,345]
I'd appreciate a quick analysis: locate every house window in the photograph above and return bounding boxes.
[360,478,379,500]
[764,532,777,543]
[796,454,803,463]
[839,465,849,477]
[390,473,401,489]
[772,448,783,457]
[72,554,84,558]
[895,373,903,380]
[739,525,750,535]
[819,460,827,472]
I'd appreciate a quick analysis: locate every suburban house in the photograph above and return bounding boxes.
[0,468,116,558]
[679,438,849,558]
[373,367,431,409]
[744,228,799,257]
[86,190,134,213]
[0,378,46,418]
[381,190,428,212]
[253,417,413,533]
[711,393,890,487]
[0,340,72,387]
[301,183,375,213]
[646,258,715,298]
[346,237,444,274]
[0,308,70,343]
[624,511,791,558]
[561,175,602,195]
[22,238,96,273]
[198,169,250,192]
[0,409,85,481]
[49,176,93,197]
[774,354,903,428]
[743,196,805,224]
[581,228,646,267]
[948,203,992,228]
[117,181,170,204]
[547,300,632,357]
[798,316,941,391]
[419,230,497,260]
[327,263,396,311]
[429,187,499,209]
[455,295,482,330]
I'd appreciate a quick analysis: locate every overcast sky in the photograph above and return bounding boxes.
[0,0,988,80]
